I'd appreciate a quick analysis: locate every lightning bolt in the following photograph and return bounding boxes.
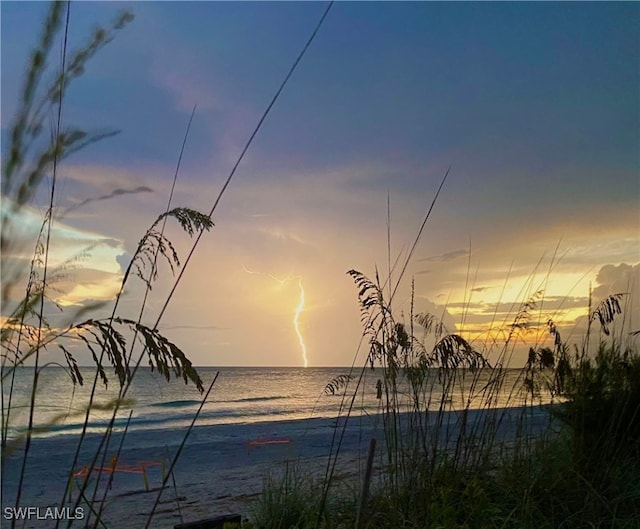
[241,264,260,275]
[241,265,309,367]
[293,277,308,368]
[268,274,288,286]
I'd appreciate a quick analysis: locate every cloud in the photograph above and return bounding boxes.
[592,263,639,300]
[2,205,125,269]
[557,263,639,343]
[159,324,230,331]
[444,295,590,315]
[52,268,123,307]
[592,263,640,332]
[116,253,132,274]
[412,296,458,336]
[257,226,307,245]
[63,165,155,194]
[1,203,127,312]
[418,249,469,262]
[12,153,634,367]
[61,186,153,216]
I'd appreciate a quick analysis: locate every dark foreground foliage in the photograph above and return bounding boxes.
[248,276,640,529]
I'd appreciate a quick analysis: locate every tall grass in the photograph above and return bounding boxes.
[248,199,638,529]
[1,3,214,527]
[249,264,638,528]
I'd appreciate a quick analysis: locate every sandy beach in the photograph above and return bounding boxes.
[2,405,553,528]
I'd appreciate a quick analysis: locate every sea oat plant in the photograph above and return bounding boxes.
[1,3,213,527]
[258,190,640,529]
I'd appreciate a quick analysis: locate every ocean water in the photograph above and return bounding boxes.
[2,365,533,441]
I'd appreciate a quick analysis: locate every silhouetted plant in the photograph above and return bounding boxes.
[324,374,353,396]
[320,264,640,529]
[1,4,213,527]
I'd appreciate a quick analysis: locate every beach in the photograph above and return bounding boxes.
[2,404,554,528]
[3,415,366,528]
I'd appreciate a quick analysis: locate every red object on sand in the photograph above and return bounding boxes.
[73,460,162,477]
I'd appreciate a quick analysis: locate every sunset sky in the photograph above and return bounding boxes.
[2,1,638,368]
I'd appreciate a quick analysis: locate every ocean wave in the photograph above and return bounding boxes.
[10,402,304,440]
[234,395,288,403]
[8,415,139,438]
[147,395,288,409]
[149,399,202,408]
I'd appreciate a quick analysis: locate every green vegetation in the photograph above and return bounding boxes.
[247,275,639,528]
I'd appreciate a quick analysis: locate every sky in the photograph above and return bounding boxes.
[1,1,639,368]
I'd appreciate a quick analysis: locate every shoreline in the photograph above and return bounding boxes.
[2,403,556,528]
